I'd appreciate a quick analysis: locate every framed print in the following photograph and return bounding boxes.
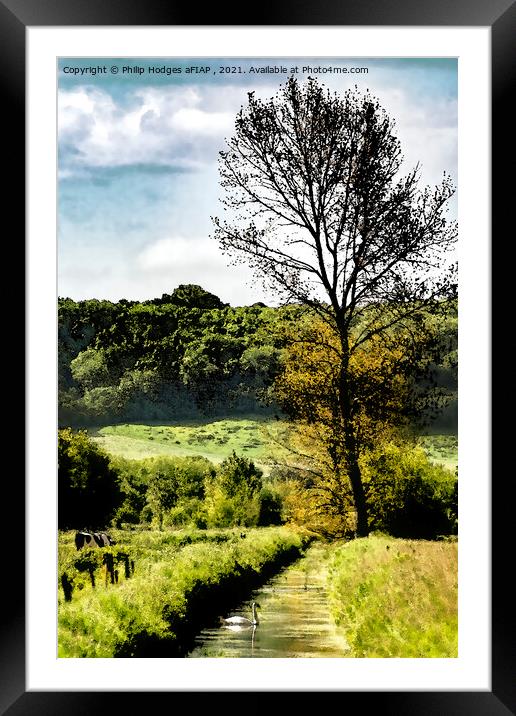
[6,0,512,712]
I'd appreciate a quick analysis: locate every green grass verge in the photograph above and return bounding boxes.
[58,526,310,657]
[327,534,458,657]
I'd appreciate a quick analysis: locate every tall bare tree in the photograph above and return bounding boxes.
[213,77,457,536]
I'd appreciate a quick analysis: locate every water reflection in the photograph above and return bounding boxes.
[220,623,257,655]
[188,544,350,658]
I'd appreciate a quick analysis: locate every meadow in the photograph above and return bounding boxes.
[417,434,458,472]
[90,417,292,473]
[91,418,458,473]
[328,534,458,657]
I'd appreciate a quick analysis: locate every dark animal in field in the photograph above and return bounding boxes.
[75,531,115,550]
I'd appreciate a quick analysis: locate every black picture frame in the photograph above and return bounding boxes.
[7,0,511,712]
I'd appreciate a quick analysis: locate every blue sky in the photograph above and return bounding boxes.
[58,58,457,306]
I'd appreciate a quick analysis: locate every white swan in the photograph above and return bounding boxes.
[221,602,260,627]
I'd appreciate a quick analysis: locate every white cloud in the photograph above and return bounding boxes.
[60,234,273,305]
[170,107,232,134]
[137,236,227,273]
[59,69,457,304]
[58,86,236,173]
[58,77,457,191]
[362,84,457,188]
[58,89,97,130]
[133,236,283,305]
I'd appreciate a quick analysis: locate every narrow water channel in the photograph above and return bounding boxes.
[187,543,350,658]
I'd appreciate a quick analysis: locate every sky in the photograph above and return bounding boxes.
[58,57,457,306]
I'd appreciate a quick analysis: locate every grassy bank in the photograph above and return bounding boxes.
[58,526,310,657]
[327,534,458,657]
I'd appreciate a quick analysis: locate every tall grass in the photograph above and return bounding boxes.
[327,534,458,657]
[58,526,310,657]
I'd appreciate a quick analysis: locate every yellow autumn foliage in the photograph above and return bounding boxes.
[271,313,427,536]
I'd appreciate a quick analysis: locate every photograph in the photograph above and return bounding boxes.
[8,4,505,707]
[57,56,459,660]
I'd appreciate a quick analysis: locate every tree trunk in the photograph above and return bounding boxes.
[346,449,369,537]
[338,332,370,538]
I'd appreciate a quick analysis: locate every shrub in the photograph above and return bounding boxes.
[164,497,207,529]
[111,454,216,529]
[140,505,153,523]
[204,485,261,528]
[258,486,284,526]
[70,347,111,390]
[58,428,122,529]
[204,452,263,527]
[361,442,457,539]
[216,452,263,496]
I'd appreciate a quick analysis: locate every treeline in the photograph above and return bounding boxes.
[59,284,457,429]
[59,428,457,540]
[58,427,282,531]
[59,284,299,425]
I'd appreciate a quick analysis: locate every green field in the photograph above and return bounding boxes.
[91,419,458,475]
[417,434,458,472]
[90,418,292,472]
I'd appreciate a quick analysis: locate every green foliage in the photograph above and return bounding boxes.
[240,344,283,385]
[146,471,178,531]
[140,505,153,523]
[70,347,112,390]
[328,535,458,657]
[58,291,290,425]
[81,386,121,418]
[156,284,227,310]
[164,497,207,529]
[361,442,457,539]
[58,428,122,529]
[59,288,456,432]
[111,454,215,528]
[59,543,136,599]
[109,456,148,526]
[205,452,263,527]
[258,486,284,526]
[60,431,286,534]
[217,452,263,496]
